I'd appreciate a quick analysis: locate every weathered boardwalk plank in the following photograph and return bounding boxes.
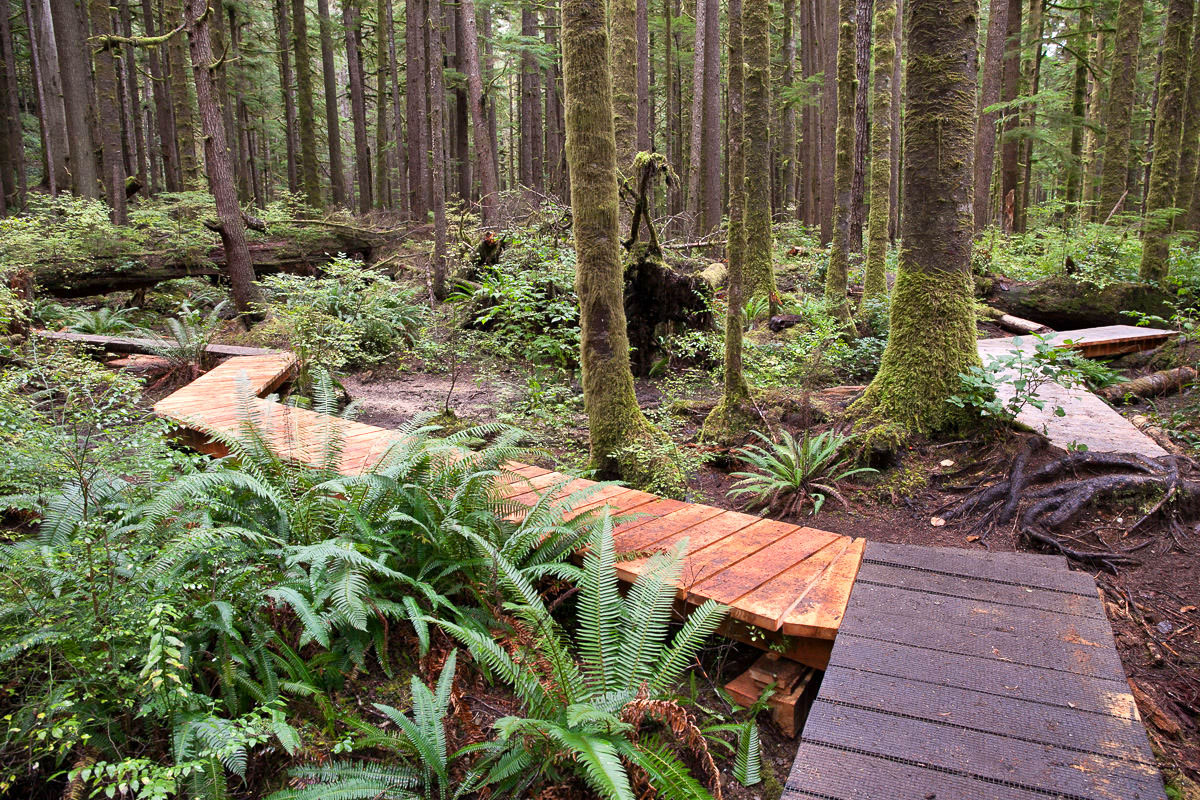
[783,541,1165,800]
[151,353,864,662]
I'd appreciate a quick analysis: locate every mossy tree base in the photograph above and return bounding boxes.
[701,393,760,446]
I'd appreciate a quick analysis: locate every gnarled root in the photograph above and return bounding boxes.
[946,441,1199,572]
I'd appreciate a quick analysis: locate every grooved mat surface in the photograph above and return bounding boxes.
[151,353,864,646]
[782,541,1166,800]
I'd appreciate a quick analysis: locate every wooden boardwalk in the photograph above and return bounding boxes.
[783,541,1165,800]
[152,352,863,666]
[978,325,1176,457]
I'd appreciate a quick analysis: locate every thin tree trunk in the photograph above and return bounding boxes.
[701,0,719,232]
[663,0,680,213]
[118,0,148,195]
[1140,0,1194,282]
[704,0,752,439]
[292,0,321,205]
[143,0,179,191]
[428,0,447,296]
[30,0,69,191]
[1082,26,1105,217]
[999,0,1022,232]
[889,0,902,238]
[89,0,128,222]
[744,0,775,300]
[211,5,241,200]
[451,0,468,201]
[458,0,499,225]
[275,0,299,193]
[0,0,27,208]
[781,0,796,213]
[1017,0,1043,232]
[636,0,651,153]
[343,0,372,212]
[317,0,345,205]
[406,0,429,218]
[825,0,856,318]
[1174,9,1200,230]
[819,0,837,242]
[863,0,894,303]
[849,0,871,252]
[974,0,1008,229]
[686,0,705,229]
[545,5,566,199]
[612,0,636,170]
[1098,0,1144,220]
[853,0,980,436]
[186,0,262,316]
[373,0,389,207]
[1063,3,1091,212]
[386,0,407,214]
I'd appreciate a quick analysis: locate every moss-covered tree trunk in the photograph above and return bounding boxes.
[1097,0,1144,220]
[851,0,980,440]
[88,0,128,224]
[744,0,776,303]
[703,0,753,441]
[1140,0,1195,282]
[1174,14,1200,230]
[166,0,201,187]
[562,0,673,483]
[998,0,1022,232]
[1063,4,1091,211]
[612,0,637,171]
[862,0,895,303]
[291,0,321,207]
[824,0,856,318]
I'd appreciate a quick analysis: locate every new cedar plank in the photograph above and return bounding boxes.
[498,470,576,500]
[827,636,1138,718]
[784,743,1051,800]
[727,537,850,631]
[610,498,690,536]
[565,489,661,520]
[818,667,1156,764]
[843,582,1116,645]
[782,538,865,639]
[675,517,800,588]
[615,510,766,585]
[863,541,1096,596]
[836,606,1125,678]
[612,504,725,551]
[506,477,598,506]
[802,701,1164,800]
[855,562,1107,620]
[685,527,839,606]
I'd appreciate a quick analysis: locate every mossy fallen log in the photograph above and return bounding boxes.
[30,234,373,298]
[988,276,1175,329]
[1099,367,1198,402]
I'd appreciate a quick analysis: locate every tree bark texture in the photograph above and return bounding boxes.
[744,0,775,301]
[1098,0,1144,220]
[317,0,345,205]
[292,0,321,206]
[825,0,856,318]
[862,0,894,303]
[974,0,1008,229]
[459,0,500,224]
[48,0,98,197]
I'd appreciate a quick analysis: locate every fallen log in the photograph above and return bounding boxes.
[1100,367,1198,403]
[31,234,372,298]
[996,313,1053,335]
[989,276,1176,329]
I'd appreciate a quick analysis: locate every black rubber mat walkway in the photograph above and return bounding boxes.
[783,541,1166,800]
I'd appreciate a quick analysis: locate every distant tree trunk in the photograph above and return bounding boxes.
[1174,12,1200,230]
[825,0,856,318]
[849,0,871,252]
[974,0,1008,230]
[292,0,321,206]
[385,0,407,214]
[1063,4,1091,212]
[210,7,240,200]
[519,3,539,187]
[819,0,837,243]
[89,0,128,223]
[701,0,719,232]
[317,0,345,205]
[0,0,27,209]
[862,0,894,303]
[373,0,390,207]
[544,5,566,199]
[1082,26,1105,217]
[451,0,468,201]
[612,0,637,170]
[1098,0,1144,221]
[666,0,682,215]
[636,0,651,153]
[406,0,430,219]
[165,0,200,187]
[889,0,902,239]
[1140,0,1194,282]
[459,0,499,224]
[686,0,705,229]
[704,0,753,440]
[49,0,99,198]
[852,0,980,437]
[562,0,671,482]
[29,0,69,192]
[781,0,796,213]
[744,0,775,301]
[343,0,372,213]
[999,0,1022,232]
[274,0,299,193]
[117,0,148,195]
[428,0,447,297]
[1017,0,1043,232]
[186,0,262,317]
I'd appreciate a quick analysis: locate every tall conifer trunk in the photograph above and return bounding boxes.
[1063,4,1091,211]
[999,0,1022,231]
[29,0,69,191]
[292,0,321,205]
[343,0,372,213]
[406,0,430,218]
[274,0,299,193]
[974,0,1008,229]
[317,0,345,205]
[49,0,99,197]
[0,0,27,208]
[428,0,447,297]
[862,0,894,303]
[1174,12,1200,230]
[89,0,129,222]
[458,0,499,224]
[744,0,775,301]
[825,0,856,318]
[1140,0,1195,281]
[853,0,980,439]
[1098,0,1144,220]
[850,0,871,251]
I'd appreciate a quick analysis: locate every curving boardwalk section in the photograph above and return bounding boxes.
[152,352,864,666]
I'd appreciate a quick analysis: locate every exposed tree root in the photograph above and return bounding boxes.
[946,439,1199,571]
